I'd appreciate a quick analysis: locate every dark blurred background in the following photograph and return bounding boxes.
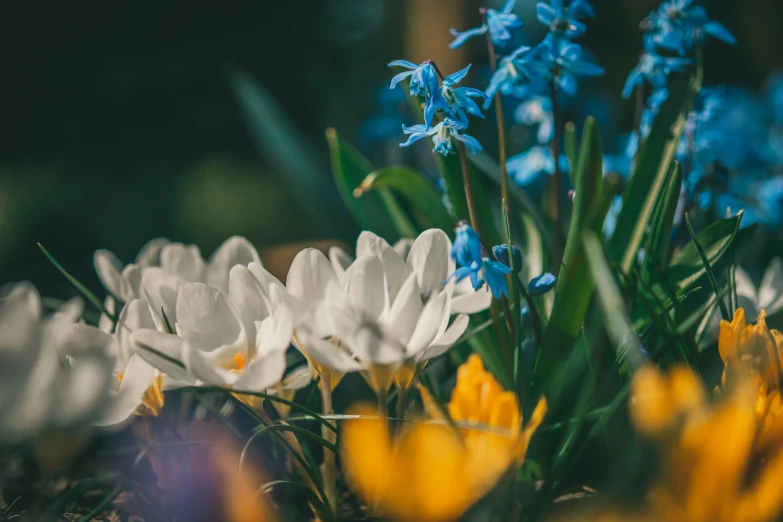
[0,0,778,298]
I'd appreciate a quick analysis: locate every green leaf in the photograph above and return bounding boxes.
[660,214,743,294]
[646,162,683,270]
[229,70,353,236]
[564,122,579,187]
[534,117,605,398]
[684,213,730,321]
[354,166,453,231]
[326,129,416,241]
[607,57,703,274]
[583,231,646,369]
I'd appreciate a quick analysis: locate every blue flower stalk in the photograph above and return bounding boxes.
[388,59,488,236]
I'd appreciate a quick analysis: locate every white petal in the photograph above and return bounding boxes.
[234,350,287,390]
[161,243,206,282]
[420,314,469,361]
[58,323,115,361]
[131,329,194,383]
[328,246,354,280]
[183,343,238,386]
[141,267,184,323]
[297,333,363,372]
[384,273,422,344]
[229,266,272,345]
[0,283,41,355]
[116,300,165,365]
[759,258,783,311]
[406,292,448,355]
[287,248,338,303]
[344,255,387,322]
[122,264,143,300]
[350,326,405,366]
[734,266,758,302]
[98,354,155,426]
[451,285,493,314]
[356,231,389,257]
[99,296,115,333]
[207,236,262,293]
[407,229,452,297]
[248,262,285,294]
[94,250,128,299]
[52,356,113,426]
[281,365,313,391]
[175,283,247,354]
[393,238,414,260]
[255,305,293,354]
[135,238,169,266]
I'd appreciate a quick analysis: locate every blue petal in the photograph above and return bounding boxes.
[501,0,517,15]
[557,73,578,96]
[387,60,418,69]
[536,3,556,25]
[444,64,472,86]
[402,123,429,134]
[389,70,414,89]
[622,68,642,99]
[528,273,557,296]
[449,26,487,49]
[453,132,483,154]
[703,21,736,45]
[399,131,431,148]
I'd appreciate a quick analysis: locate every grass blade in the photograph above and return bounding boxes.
[38,243,115,321]
[684,213,730,321]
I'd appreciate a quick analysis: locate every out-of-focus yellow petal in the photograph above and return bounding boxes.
[341,404,394,504]
[629,365,703,436]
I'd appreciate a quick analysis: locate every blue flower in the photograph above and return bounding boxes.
[622,51,690,99]
[388,60,439,99]
[400,119,483,156]
[507,145,568,186]
[528,273,557,296]
[429,64,488,126]
[483,258,513,298]
[528,35,605,96]
[492,244,524,273]
[451,221,483,268]
[450,0,522,49]
[536,0,595,38]
[484,45,539,108]
[514,95,554,143]
[642,0,736,56]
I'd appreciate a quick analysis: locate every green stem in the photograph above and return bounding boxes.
[458,142,482,237]
[319,373,337,513]
[483,9,510,206]
[396,386,408,423]
[550,81,563,269]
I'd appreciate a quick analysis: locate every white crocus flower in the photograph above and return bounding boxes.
[298,253,469,394]
[702,259,783,341]
[133,274,292,403]
[59,299,193,426]
[95,236,261,324]
[329,230,491,315]
[0,283,113,442]
[734,258,783,320]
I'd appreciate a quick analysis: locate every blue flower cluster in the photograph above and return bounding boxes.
[448,221,557,300]
[451,0,603,189]
[388,61,487,157]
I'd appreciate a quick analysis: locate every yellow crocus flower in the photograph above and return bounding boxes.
[627,364,783,522]
[341,354,547,522]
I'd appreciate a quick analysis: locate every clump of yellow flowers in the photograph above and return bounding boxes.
[341,354,547,522]
[625,308,783,522]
